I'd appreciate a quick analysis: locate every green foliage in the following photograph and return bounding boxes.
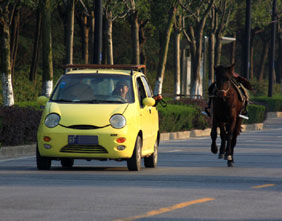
[245,104,266,124]
[0,106,42,146]
[158,104,208,132]
[15,101,41,110]
[253,95,282,112]
[250,79,282,97]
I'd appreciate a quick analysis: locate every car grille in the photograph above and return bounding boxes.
[60,145,108,154]
[66,125,101,130]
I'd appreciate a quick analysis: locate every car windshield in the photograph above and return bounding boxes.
[50,74,134,104]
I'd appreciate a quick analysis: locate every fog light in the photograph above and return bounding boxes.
[116,137,126,143]
[44,144,52,149]
[117,145,126,150]
[43,136,51,142]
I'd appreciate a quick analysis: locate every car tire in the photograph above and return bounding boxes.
[144,140,158,168]
[61,158,74,168]
[127,136,142,171]
[36,145,51,170]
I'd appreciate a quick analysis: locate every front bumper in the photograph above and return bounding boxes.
[37,124,137,159]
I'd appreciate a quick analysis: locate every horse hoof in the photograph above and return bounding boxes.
[211,145,218,154]
[227,161,234,167]
[218,154,224,159]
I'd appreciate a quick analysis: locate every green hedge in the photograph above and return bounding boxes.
[158,104,208,132]
[252,95,282,112]
[0,100,267,146]
[0,106,42,146]
[245,104,266,124]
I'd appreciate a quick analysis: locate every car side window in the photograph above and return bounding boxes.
[136,77,147,108]
[141,76,153,98]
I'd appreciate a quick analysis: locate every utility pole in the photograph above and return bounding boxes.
[243,0,251,79]
[93,0,102,64]
[268,0,277,97]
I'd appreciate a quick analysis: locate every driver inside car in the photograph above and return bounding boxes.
[112,80,129,101]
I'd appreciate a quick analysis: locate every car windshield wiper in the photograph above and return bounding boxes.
[52,99,126,104]
[80,99,126,104]
[52,99,75,103]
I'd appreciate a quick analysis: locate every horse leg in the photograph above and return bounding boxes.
[226,118,237,167]
[210,121,218,154]
[218,123,226,159]
[228,118,243,167]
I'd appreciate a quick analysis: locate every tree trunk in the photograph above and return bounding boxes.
[130,10,140,65]
[105,11,114,65]
[90,10,95,64]
[42,0,53,97]
[190,33,203,96]
[1,21,15,106]
[77,14,90,64]
[139,20,147,65]
[258,40,269,82]
[153,7,176,96]
[277,20,282,88]
[30,7,42,81]
[10,9,20,78]
[208,33,215,85]
[174,27,181,100]
[65,0,75,65]
[215,33,223,66]
[250,41,254,79]
[230,33,236,65]
[83,16,89,64]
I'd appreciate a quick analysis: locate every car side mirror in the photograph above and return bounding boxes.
[37,96,49,106]
[142,97,155,107]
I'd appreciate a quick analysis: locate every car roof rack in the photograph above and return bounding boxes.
[64,64,146,75]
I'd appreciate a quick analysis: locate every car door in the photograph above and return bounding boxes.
[141,76,158,145]
[136,77,152,151]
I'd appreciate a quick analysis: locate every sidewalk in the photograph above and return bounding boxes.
[1,112,281,159]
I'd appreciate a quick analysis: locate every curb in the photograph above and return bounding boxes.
[1,112,281,159]
[0,144,36,160]
[160,123,264,142]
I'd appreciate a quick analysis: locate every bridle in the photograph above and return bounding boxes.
[209,79,231,99]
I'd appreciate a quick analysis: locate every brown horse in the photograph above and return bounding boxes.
[210,64,245,167]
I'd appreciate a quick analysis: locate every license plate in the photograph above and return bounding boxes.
[68,135,98,145]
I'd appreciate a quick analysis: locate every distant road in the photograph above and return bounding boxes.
[0,117,282,221]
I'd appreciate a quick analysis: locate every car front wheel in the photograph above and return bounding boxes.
[36,145,51,170]
[127,136,142,171]
[144,140,158,168]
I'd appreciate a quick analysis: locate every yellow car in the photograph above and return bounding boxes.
[36,64,159,171]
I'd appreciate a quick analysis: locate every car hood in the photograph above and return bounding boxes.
[48,102,128,127]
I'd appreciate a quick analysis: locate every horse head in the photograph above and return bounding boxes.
[214,64,234,99]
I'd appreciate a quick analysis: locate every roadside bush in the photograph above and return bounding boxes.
[252,95,282,112]
[0,106,42,146]
[158,104,208,132]
[245,104,266,124]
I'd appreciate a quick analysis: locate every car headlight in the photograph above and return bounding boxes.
[45,113,60,128]
[110,114,126,129]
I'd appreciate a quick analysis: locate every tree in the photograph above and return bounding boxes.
[75,0,94,64]
[30,4,42,81]
[41,0,53,97]
[64,0,75,65]
[213,0,234,66]
[103,0,129,65]
[174,14,182,100]
[151,0,177,96]
[0,1,17,106]
[181,0,214,96]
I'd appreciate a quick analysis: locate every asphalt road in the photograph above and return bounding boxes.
[0,117,282,221]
